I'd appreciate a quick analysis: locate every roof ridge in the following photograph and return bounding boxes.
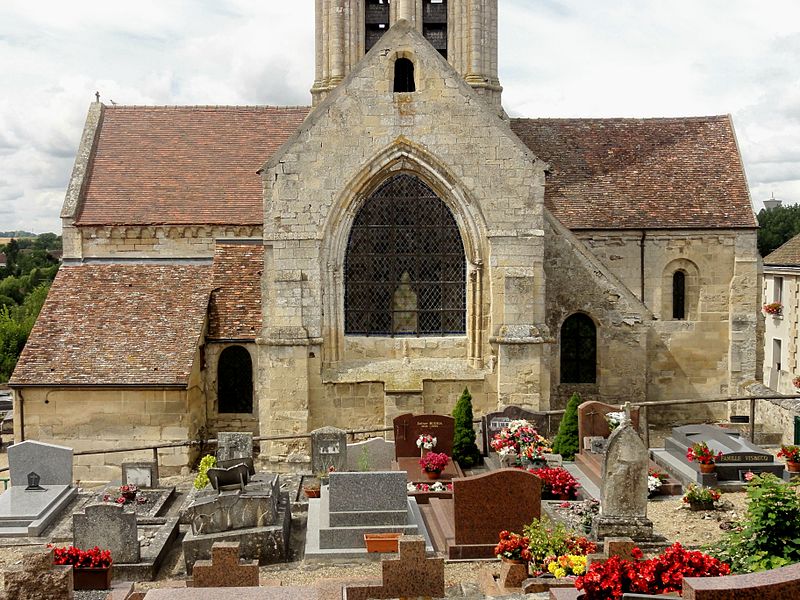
[511,115,730,123]
[102,104,312,110]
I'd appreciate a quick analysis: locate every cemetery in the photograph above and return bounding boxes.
[0,393,798,599]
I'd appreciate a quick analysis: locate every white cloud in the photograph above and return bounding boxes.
[0,0,798,231]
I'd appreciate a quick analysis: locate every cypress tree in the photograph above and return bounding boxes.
[552,392,581,460]
[452,387,482,468]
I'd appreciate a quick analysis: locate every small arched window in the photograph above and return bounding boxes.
[394,58,416,93]
[672,271,686,320]
[560,313,597,384]
[217,346,253,414]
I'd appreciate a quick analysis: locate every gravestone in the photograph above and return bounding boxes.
[683,560,800,599]
[393,413,454,458]
[73,503,141,564]
[186,474,280,536]
[328,471,407,513]
[577,401,640,453]
[3,549,73,599]
[191,542,259,588]
[593,409,653,541]
[346,437,396,471]
[122,461,159,489]
[8,440,73,486]
[216,432,253,462]
[310,426,348,474]
[482,406,549,455]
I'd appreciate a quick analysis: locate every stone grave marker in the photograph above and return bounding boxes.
[578,401,640,454]
[3,549,73,599]
[122,461,159,488]
[191,541,259,588]
[683,560,800,599]
[346,437,395,471]
[73,503,141,564]
[8,440,73,487]
[310,426,347,474]
[216,432,253,462]
[482,406,548,455]
[328,471,407,513]
[392,413,455,458]
[593,408,653,541]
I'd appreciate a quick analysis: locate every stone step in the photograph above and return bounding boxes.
[418,503,447,554]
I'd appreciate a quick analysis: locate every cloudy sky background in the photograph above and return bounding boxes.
[1,0,799,233]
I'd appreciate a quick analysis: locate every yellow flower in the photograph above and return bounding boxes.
[548,562,558,574]
[554,567,567,578]
[573,564,585,575]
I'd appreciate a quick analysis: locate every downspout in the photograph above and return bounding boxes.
[15,389,24,442]
[640,230,646,303]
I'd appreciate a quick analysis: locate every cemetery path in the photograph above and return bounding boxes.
[647,492,748,548]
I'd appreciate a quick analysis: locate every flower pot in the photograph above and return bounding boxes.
[787,461,800,473]
[689,500,715,511]
[73,566,112,590]
[699,463,716,474]
[303,487,321,499]
[425,470,441,480]
[364,533,402,553]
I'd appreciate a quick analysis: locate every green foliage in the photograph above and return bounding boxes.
[0,282,51,383]
[194,455,218,489]
[706,473,800,573]
[451,387,481,468]
[758,205,800,257]
[552,392,581,460]
[358,445,371,471]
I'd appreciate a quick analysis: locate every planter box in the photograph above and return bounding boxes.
[73,566,112,590]
[364,533,402,553]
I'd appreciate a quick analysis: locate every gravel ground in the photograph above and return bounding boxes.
[647,492,748,549]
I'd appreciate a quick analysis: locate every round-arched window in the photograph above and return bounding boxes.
[344,174,466,336]
[217,346,253,413]
[560,313,597,384]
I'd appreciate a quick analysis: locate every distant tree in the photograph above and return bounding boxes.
[552,392,581,460]
[0,282,50,382]
[3,239,20,277]
[758,205,800,257]
[452,387,482,468]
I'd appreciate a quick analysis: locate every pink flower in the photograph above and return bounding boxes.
[744,471,754,482]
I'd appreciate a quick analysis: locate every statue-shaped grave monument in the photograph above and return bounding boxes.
[593,404,654,541]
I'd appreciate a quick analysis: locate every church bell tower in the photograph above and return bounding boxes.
[312,0,502,108]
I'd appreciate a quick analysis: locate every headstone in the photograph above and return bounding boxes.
[392,413,455,458]
[577,401,640,454]
[593,414,653,541]
[216,432,253,462]
[8,440,73,487]
[346,437,396,471]
[3,549,73,599]
[122,461,159,489]
[483,406,549,455]
[190,542,259,588]
[453,469,541,548]
[683,561,800,599]
[73,503,141,564]
[328,471,407,512]
[310,426,348,474]
[343,536,444,600]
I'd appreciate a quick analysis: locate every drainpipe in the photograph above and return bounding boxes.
[640,230,646,303]
[15,389,24,442]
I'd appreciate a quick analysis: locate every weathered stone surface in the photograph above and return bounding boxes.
[191,542,259,588]
[73,503,140,564]
[122,461,159,488]
[217,432,253,462]
[346,438,395,471]
[328,472,407,512]
[311,427,347,474]
[3,549,74,599]
[8,440,73,487]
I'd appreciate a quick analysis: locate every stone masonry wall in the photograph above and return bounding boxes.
[204,343,259,436]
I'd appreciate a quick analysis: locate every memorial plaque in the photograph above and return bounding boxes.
[311,426,348,474]
[393,414,455,458]
[717,453,771,464]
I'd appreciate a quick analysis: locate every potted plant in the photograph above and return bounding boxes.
[494,530,532,565]
[194,454,217,490]
[419,452,449,479]
[50,545,113,590]
[777,444,800,472]
[303,479,321,499]
[686,441,722,473]
[763,302,783,316]
[682,483,721,511]
[529,466,580,500]
[647,467,668,498]
[490,420,552,467]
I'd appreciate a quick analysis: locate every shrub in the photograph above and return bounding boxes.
[706,473,800,572]
[451,387,481,468]
[551,392,580,460]
[194,454,217,489]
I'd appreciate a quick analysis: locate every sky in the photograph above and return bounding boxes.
[1,0,799,233]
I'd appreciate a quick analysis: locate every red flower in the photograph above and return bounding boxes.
[528,467,580,497]
[51,545,113,569]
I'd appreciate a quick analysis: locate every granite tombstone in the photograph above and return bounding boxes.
[73,503,141,564]
[8,440,73,487]
[346,437,396,471]
[393,413,454,458]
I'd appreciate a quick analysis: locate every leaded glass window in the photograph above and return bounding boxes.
[560,313,597,384]
[345,174,466,336]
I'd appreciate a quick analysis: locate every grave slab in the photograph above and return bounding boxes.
[0,484,78,537]
[73,503,140,564]
[683,561,800,599]
[8,440,73,487]
[191,541,259,588]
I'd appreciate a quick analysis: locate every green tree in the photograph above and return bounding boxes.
[758,205,800,257]
[551,392,581,460]
[0,282,50,382]
[451,387,482,468]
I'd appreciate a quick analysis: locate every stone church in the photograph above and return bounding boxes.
[10,0,759,480]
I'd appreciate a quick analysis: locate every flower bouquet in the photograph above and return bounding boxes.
[544,554,587,578]
[763,302,783,316]
[490,420,551,465]
[686,441,721,473]
[102,483,147,505]
[529,466,580,499]
[647,467,668,496]
[682,483,721,510]
[419,451,450,479]
[416,433,437,456]
[604,411,626,431]
[494,530,532,564]
[524,517,596,576]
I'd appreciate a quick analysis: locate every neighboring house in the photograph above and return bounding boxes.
[763,234,800,393]
[0,253,6,268]
[9,1,760,479]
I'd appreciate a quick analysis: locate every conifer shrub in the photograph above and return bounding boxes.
[452,387,482,468]
[552,392,581,460]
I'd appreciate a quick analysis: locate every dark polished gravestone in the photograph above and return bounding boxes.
[664,424,784,485]
[481,406,550,457]
[392,414,454,458]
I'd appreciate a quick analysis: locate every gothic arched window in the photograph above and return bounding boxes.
[345,174,466,336]
[672,270,686,320]
[217,346,253,413]
[560,313,597,384]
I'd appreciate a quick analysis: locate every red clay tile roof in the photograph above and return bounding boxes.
[208,241,263,340]
[510,116,757,230]
[10,263,212,386]
[76,106,310,227]
[764,233,800,266]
